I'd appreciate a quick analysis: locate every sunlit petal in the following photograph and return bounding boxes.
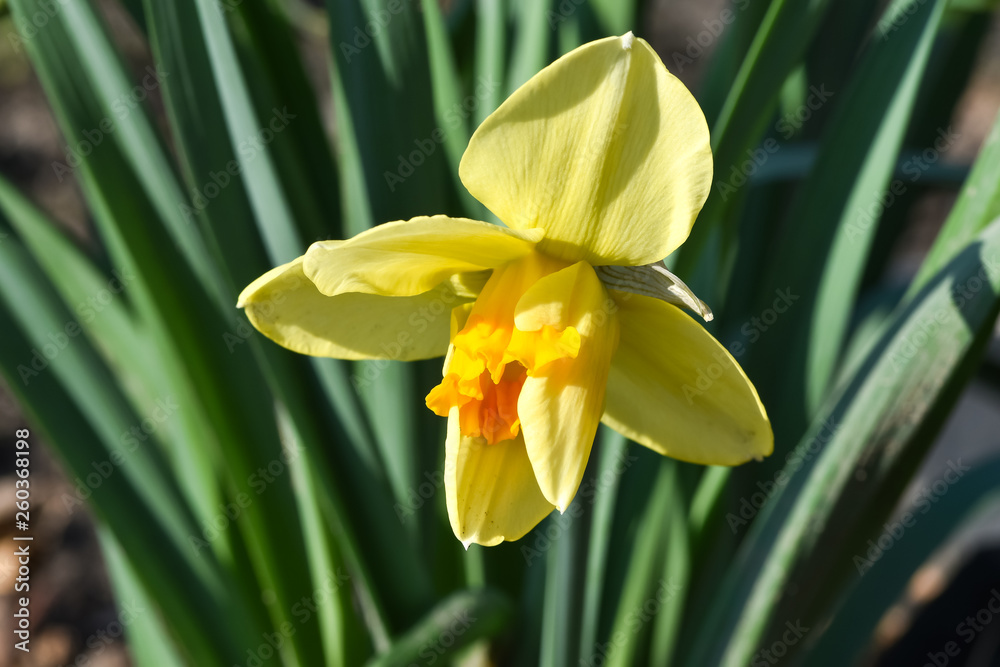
[445,409,556,547]
[238,257,465,360]
[514,262,620,510]
[602,293,772,465]
[304,215,544,297]
[460,34,711,266]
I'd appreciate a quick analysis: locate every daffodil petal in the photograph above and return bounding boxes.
[459,33,711,266]
[304,215,544,297]
[445,408,555,547]
[238,256,466,360]
[514,263,620,510]
[602,294,772,465]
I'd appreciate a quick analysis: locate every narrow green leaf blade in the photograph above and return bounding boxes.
[675,0,836,285]
[744,0,948,443]
[190,0,303,263]
[0,242,252,665]
[577,427,629,658]
[506,0,551,95]
[687,215,1000,667]
[911,110,1000,294]
[97,528,188,667]
[803,465,1000,667]
[364,590,513,667]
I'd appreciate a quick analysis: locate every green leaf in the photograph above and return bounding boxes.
[143,5,406,637]
[603,460,679,667]
[686,214,1000,667]
[259,345,430,639]
[9,3,336,660]
[226,0,343,244]
[648,473,691,666]
[188,0,304,264]
[55,0,230,311]
[0,235,254,665]
[506,0,550,95]
[0,175,230,544]
[540,513,583,666]
[911,110,1000,294]
[743,0,948,444]
[325,0,450,229]
[323,5,452,583]
[696,0,777,126]
[474,0,505,128]
[143,2,390,605]
[142,0,272,290]
[364,589,513,667]
[948,0,1000,10]
[802,463,1000,667]
[577,427,628,658]
[354,361,420,536]
[674,0,836,290]
[277,403,365,666]
[98,528,188,667]
[421,0,479,215]
[588,0,635,35]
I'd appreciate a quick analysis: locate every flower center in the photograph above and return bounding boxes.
[425,254,581,444]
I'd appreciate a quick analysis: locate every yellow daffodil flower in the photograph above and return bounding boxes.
[238,32,772,547]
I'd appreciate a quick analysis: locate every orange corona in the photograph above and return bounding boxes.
[426,254,581,444]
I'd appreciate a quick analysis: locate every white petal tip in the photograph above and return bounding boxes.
[621,32,634,50]
[752,453,763,462]
[461,539,473,551]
